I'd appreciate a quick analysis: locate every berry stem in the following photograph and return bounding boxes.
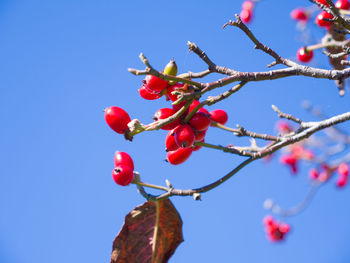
[266,181,321,217]
[133,180,169,192]
[305,39,350,52]
[183,101,206,123]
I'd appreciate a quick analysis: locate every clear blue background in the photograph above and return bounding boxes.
[1,0,350,262]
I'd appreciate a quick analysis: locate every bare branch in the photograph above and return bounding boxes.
[272,105,303,124]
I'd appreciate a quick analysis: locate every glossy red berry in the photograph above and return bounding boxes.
[209,109,228,126]
[189,100,200,111]
[166,83,184,101]
[166,147,193,165]
[291,8,309,22]
[240,9,252,23]
[189,100,209,115]
[138,85,162,100]
[104,106,131,134]
[297,47,313,63]
[144,75,168,92]
[172,101,189,116]
[175,124,195,148]
[112,165,134,186]
[315,11,333,27]
[195,129,207,141]
[114,151,134,171]
[153,108,180,130]
[165,128,180,151]
[189,112,211,131]
[316,0,330,6]
[242,0,254,10]
[335,0,350,9]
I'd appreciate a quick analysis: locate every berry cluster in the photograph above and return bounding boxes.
[240,1,255,24]
[276,120,349,188]
[263,215,290,242]
[291,0,350,63]
[104,59,229,166]
[162,104,228,165]
[309,162,349,187]
[280,146,314,174]
[278,122,314,174]
[112,152,135,186]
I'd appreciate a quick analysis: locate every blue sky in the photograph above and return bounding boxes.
[1,0,350,262]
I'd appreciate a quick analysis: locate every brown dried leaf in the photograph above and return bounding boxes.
[111,199,183,263]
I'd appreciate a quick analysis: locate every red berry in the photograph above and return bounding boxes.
[276,121,292,133]
[280,154,298,174]
[279,223,290,234]
[175,124,195,148]
[166,83,184,101]
[242,0,254,10]
[263,215,274,226]
[240,9,252,23]
[104,106,131,134]
[291,144,304,159]
[336,174,348,187]
[303,149,315,160]
[336,0,350,9]
[319,170,331,182]
[153,108,180,130]
[165,128,180,151]
[297,47,313,63]
[172,101,189,116]
[112,165,134,186]
[138,84,162,100]
[189,112,211,131]
[280,155,297,165]
[189,100,209,115]
[166,147,193,165]
[195,129,207,141]
[114,151,134,171]
[198,107,210,115]
[337,163,349,176]
[315,11,333,27]
[309,168,319,180]
[209,109,228,126]
[291,8,309,22]
[316,0,330,6]
[263,215,290,242]
[189,100,200,111]
[144,75,168,92]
